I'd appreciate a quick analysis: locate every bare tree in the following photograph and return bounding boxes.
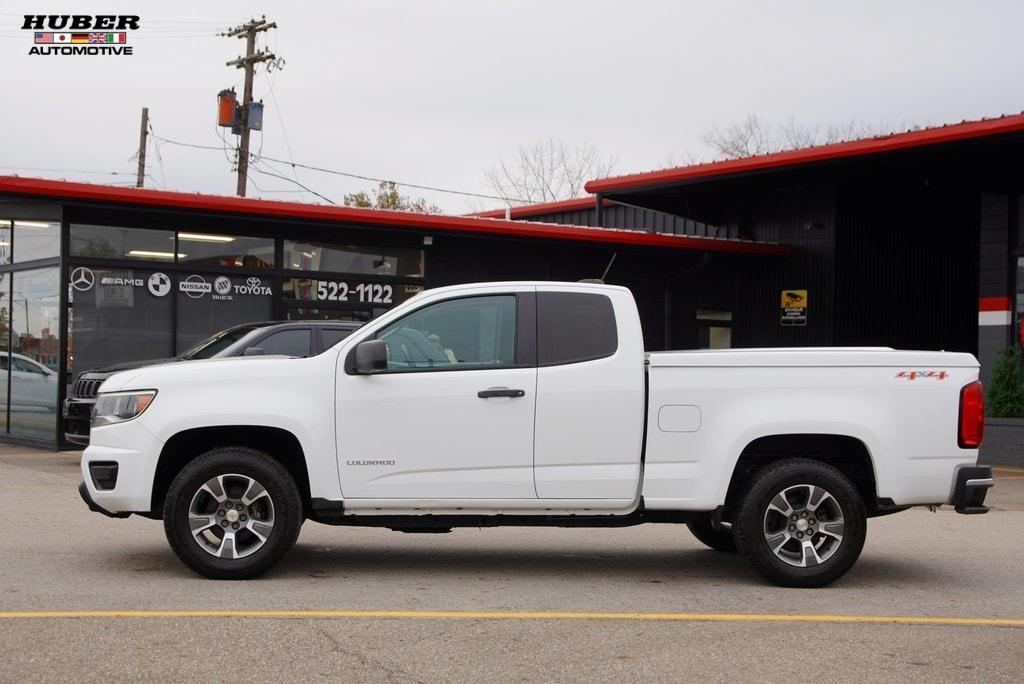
[483,139,617,205]
[701,114,775,159]
[703,114,906,160]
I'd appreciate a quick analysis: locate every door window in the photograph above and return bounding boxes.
[252,329,312,357]
[376,296,516,370]
[320,327,357,350]
[12,357,47,374]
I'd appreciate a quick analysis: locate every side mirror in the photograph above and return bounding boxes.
[355,339,388,374]
[243,347,265,356]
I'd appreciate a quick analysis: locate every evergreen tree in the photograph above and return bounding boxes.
[986,346,1024,417]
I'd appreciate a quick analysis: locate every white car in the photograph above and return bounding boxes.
[79,281,992,587]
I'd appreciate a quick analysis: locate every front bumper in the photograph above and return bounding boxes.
[952,465,993,514]
[80,418,164,516]
[78,481,130,518]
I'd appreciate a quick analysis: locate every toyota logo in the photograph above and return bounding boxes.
[70,267,95,292]
[246,276,261,288]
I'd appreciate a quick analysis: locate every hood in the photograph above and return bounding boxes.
[84,357,182,376]
[99,353,319,393]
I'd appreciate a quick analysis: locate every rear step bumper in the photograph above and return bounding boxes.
[952,466,993,514]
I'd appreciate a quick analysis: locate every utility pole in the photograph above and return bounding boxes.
[135,106,148,188]
[223,17,276,197]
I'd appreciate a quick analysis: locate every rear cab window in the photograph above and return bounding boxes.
[537,292,617,365]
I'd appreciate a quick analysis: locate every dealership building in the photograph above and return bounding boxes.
[1,112,1023,448]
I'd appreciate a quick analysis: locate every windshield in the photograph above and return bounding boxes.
[181,325,262,359]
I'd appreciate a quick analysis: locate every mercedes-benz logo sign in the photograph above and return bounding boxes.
[214,276,232,295]
[148,272,171,298]
[70,267,95,292]
[246,276,261,288]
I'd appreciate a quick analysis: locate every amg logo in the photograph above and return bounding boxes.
[346,459,396,467]
[100,276,143,287]
[22,15,140,30]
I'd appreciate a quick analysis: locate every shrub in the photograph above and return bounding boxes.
[986,346,1024,417]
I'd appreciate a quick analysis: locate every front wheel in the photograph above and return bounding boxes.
[163,447,303,579]
[733,459,866,588]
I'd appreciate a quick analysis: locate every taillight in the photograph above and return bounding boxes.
[958,381,985,448]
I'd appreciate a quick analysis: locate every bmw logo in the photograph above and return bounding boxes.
[147,272,171,297]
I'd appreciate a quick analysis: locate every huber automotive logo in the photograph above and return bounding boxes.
[23,14,138,56]
[70,267,95,291]
[179,275,211,299]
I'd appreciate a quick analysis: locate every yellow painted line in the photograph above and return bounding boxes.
[992,466,1024,474]
[997,476,1024,481]
[0,610,1021,628]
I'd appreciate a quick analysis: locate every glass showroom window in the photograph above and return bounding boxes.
[177,232,274,269]
[67,266,175,381]
[0,273,9,433]
[697,310,733,349]
[12,220,60,263]
[175,272,274,353]
[70,224,177,261]
[0,220,10,265]
[283,240,424,278]
[10,268,60,442]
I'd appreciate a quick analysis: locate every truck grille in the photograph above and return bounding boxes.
[71,377,104,399]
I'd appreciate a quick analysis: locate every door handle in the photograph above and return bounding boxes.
[477,387,526,399]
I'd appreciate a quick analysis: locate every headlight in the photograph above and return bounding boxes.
[92,390,157,428]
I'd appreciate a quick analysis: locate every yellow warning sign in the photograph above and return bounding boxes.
[780,289,807,326]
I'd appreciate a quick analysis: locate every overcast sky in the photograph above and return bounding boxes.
[2,1,1022,212]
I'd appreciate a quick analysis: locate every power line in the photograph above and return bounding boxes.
[147,131,526,203]
[0,165,139,176]
[249,163,337,204]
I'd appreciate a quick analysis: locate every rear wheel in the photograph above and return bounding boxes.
[163,447,303,579]
[686,513,736,552]
[733,459,866,587]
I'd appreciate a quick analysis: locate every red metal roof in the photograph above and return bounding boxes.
[0,175,791,256]
[585,113,1024,194]
[469,196,608,219]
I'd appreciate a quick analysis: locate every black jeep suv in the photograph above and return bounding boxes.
[63,320,362,446]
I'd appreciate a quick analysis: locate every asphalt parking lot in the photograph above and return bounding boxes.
[1,446,1022,682]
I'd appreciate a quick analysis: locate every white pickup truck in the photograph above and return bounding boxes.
[79,281,992,587]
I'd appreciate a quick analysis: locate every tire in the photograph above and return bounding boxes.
[733,458,866,588]
[686,513,736,552]
[163,447,303,579]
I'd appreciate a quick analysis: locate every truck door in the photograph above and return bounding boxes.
[533,288,646,499]
[336,290,538,500]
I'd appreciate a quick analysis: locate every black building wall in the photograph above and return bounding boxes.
[527,204,737,239]
[425,233,724,351]
[977,192,1011,385]
[834,177,979,355]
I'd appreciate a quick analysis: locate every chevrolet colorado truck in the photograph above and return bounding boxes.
[79,281,993,587]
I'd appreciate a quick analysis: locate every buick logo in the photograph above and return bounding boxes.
[70,267,95,291]
[214,276,232,295]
